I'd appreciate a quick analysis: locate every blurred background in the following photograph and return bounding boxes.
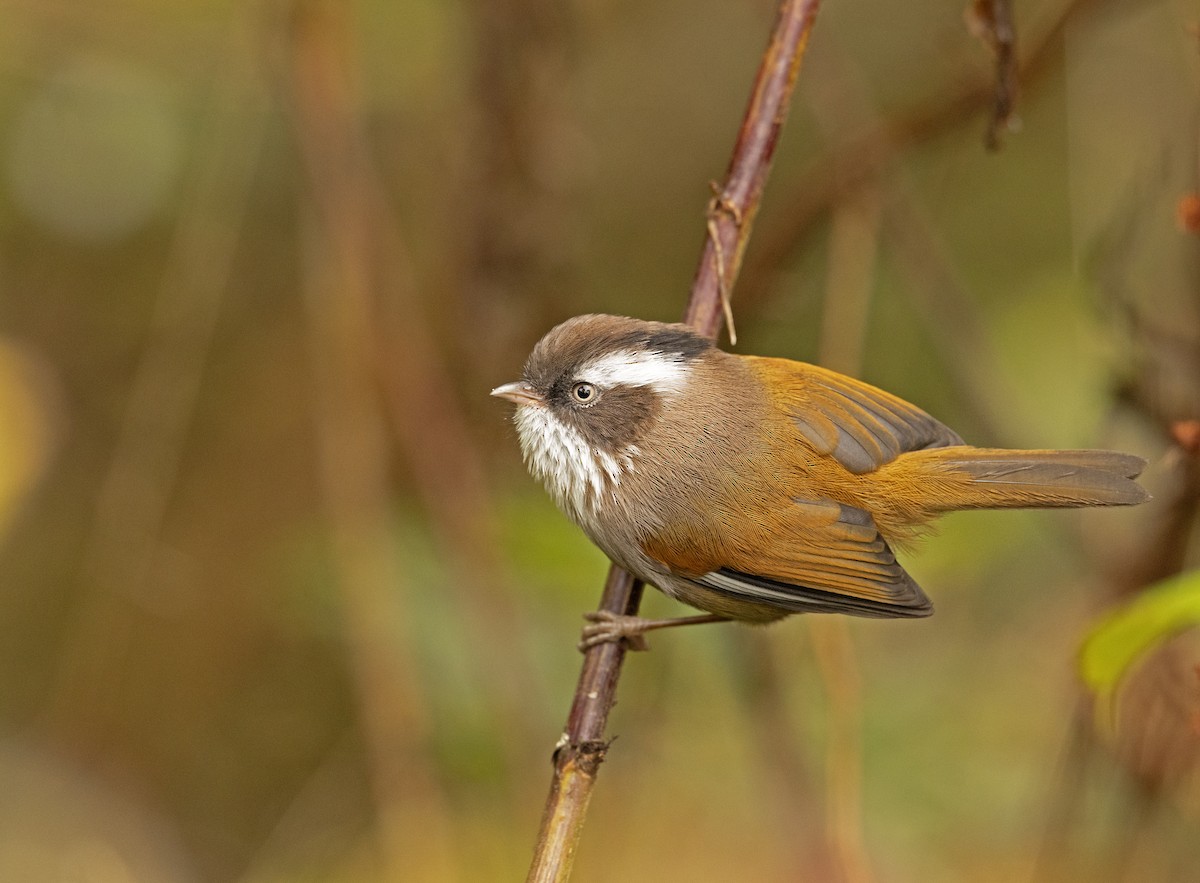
[0,0,1198,880]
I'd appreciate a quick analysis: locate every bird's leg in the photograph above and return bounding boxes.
[579,611,730,651]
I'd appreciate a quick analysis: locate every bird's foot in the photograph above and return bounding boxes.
[579,611,653,651]
[578,611,729,652]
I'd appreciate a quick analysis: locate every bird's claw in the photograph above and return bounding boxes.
[578,610,651,652]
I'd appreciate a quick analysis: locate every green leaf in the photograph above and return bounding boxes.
[1079,569,1200,721]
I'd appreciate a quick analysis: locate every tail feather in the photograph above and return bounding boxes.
[1035,449,1147,479]
[917,447,1149,510]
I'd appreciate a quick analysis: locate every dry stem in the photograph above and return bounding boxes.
[44,9,267,743]
[526,1,823,880]
[286,3,458,877]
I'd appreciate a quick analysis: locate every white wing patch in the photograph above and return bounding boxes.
[581,350,690,394]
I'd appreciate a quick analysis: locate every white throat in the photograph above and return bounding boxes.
[513,406,630,525]
[511,346,692,525]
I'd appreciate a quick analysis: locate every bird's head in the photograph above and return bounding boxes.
[491,314,713,521]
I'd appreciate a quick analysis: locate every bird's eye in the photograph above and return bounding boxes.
[571,382,596,403]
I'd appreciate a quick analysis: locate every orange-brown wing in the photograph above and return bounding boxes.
[644,498,932,618]
[744,356,963,474]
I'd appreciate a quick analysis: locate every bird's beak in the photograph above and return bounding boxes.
[490,381,544,407]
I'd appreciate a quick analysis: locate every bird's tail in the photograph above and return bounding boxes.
[902,447,1149,511]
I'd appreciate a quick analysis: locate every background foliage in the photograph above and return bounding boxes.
[0,0,1197,880]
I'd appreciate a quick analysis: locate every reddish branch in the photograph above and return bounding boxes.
[525,2,823,880]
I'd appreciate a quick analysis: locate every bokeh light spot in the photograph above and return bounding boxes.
[5,56,184,243]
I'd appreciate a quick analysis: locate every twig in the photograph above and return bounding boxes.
[683,0,819,335]
[526,2,823,880]
[984,0,1018,150]
[286,3,459,878]
[965,0,1019,150]
[737,0,1108,311]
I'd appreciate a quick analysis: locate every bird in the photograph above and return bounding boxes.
[491,314,1149,648]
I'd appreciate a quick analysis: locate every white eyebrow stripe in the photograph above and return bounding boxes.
[581,350,691,393]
